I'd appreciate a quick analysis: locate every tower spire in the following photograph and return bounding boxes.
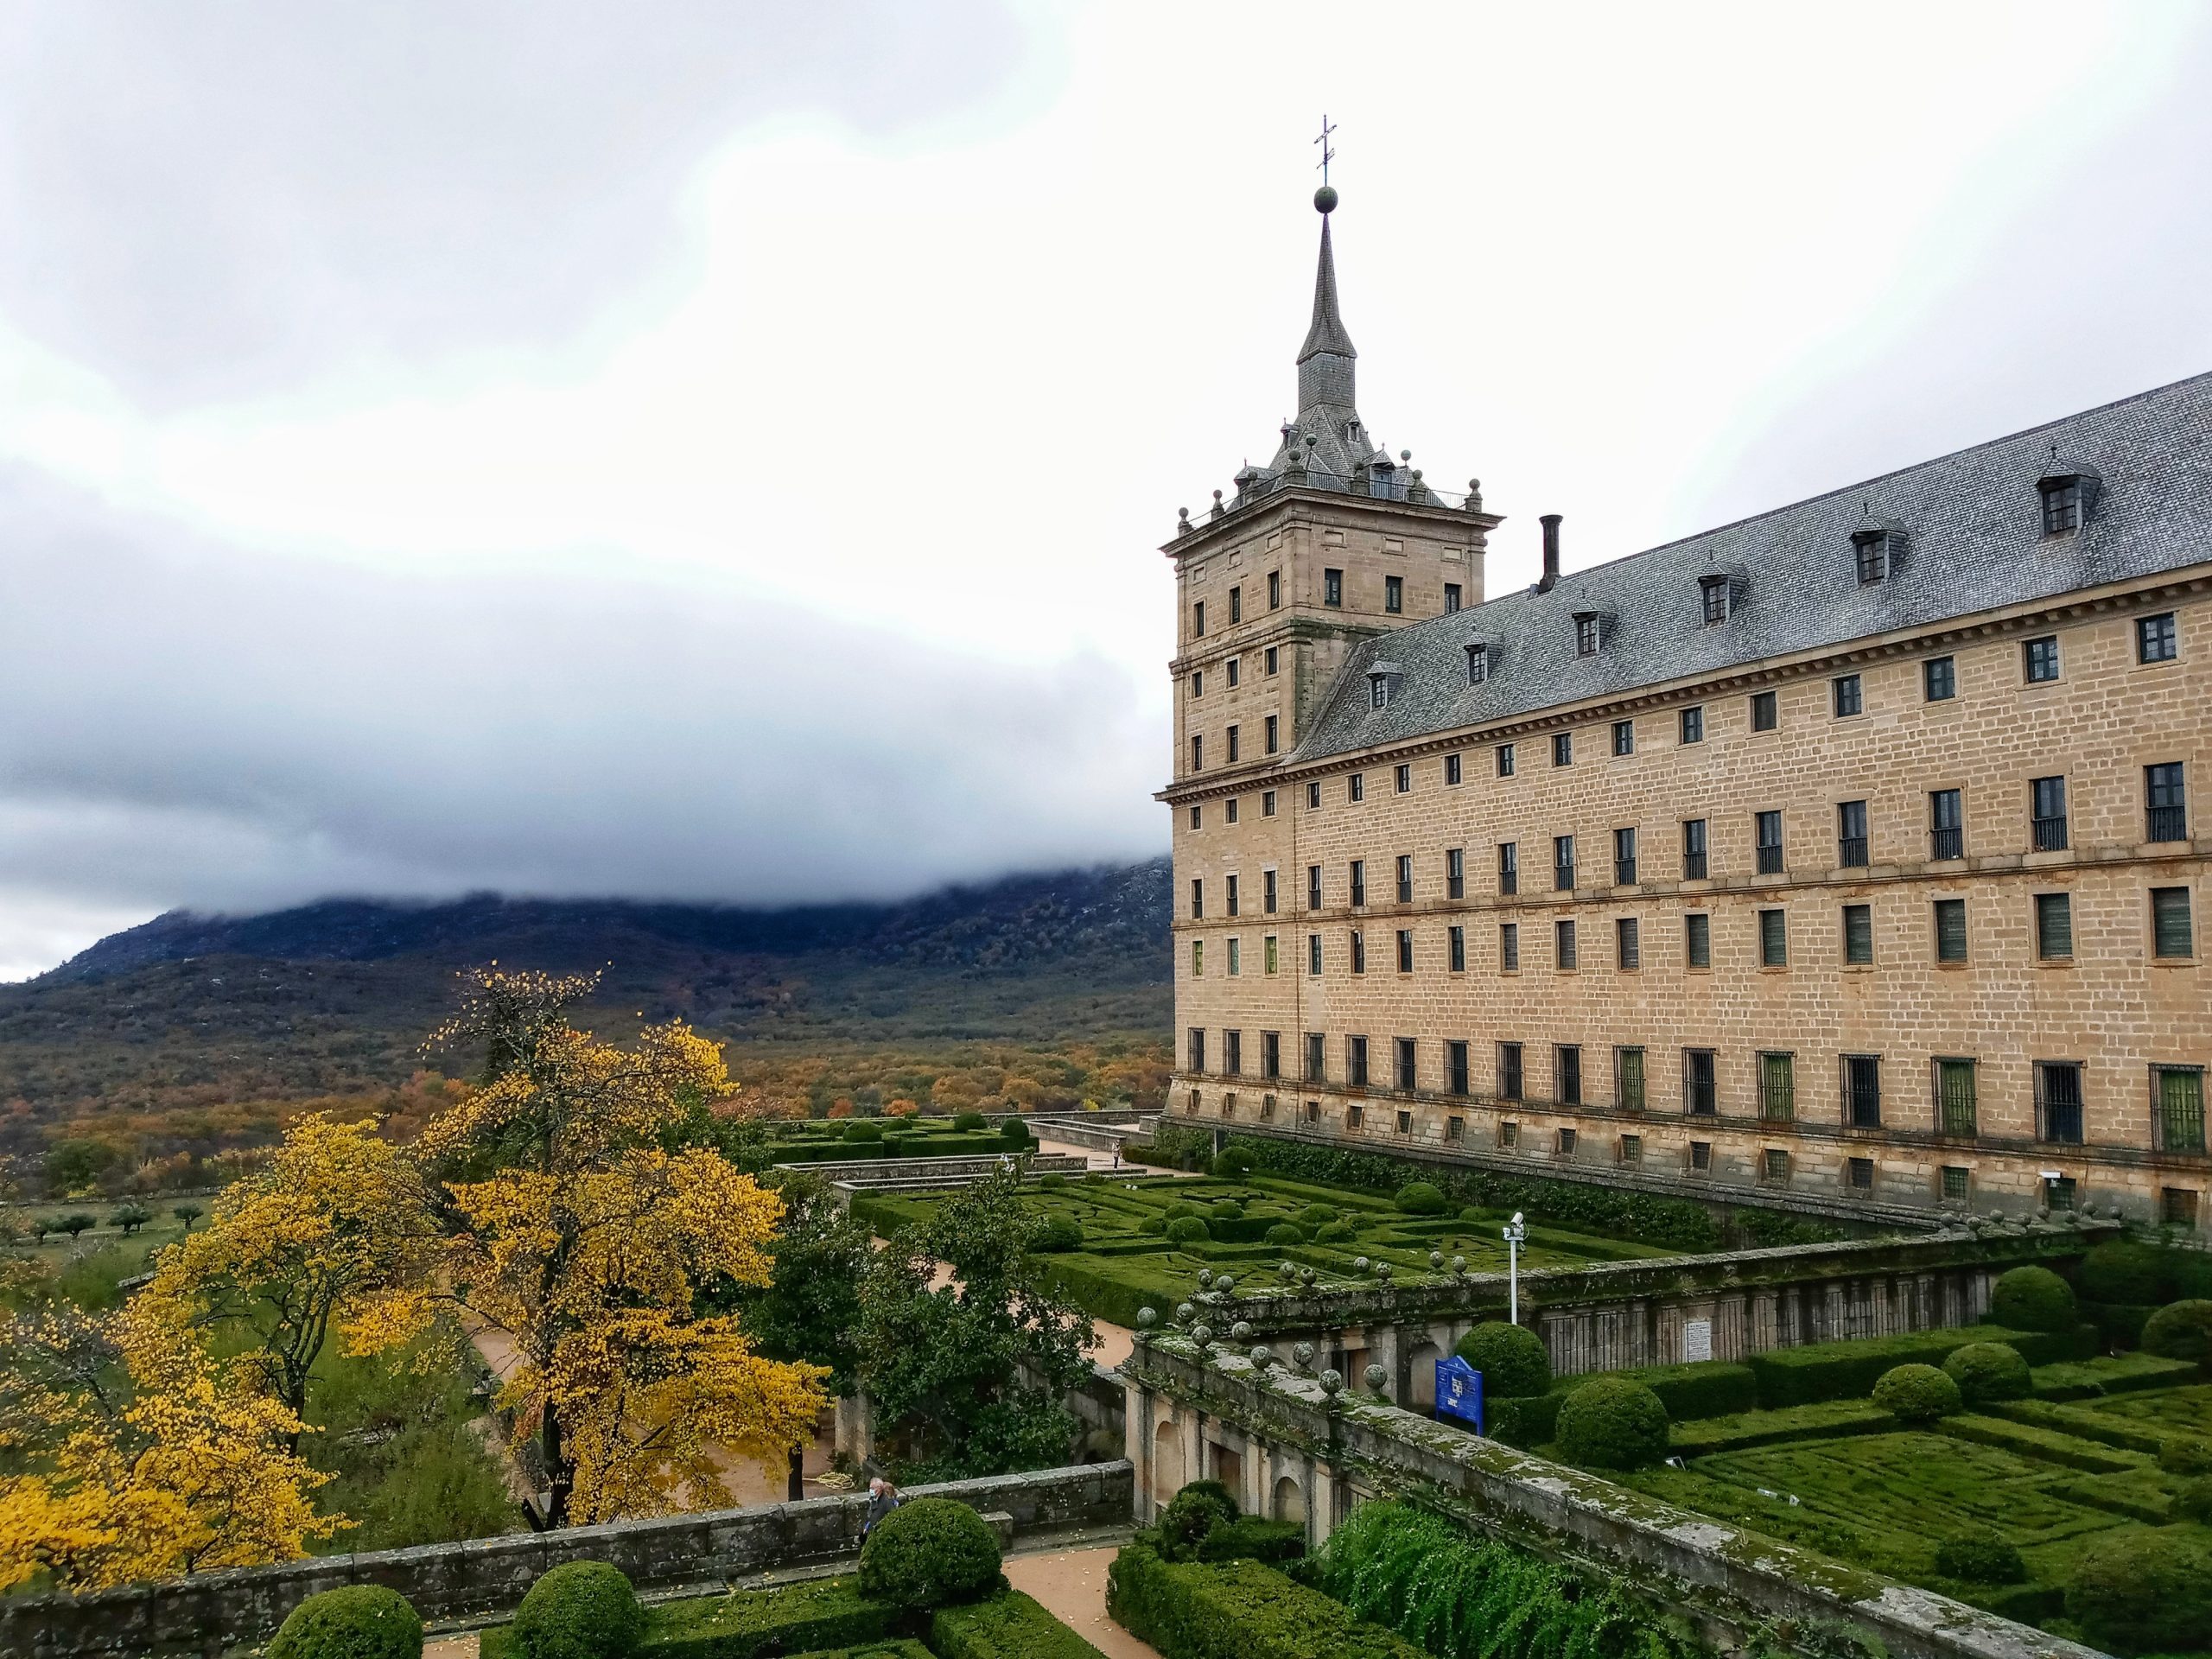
[1296,184,1356,416]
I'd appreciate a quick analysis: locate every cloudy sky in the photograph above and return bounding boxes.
[3,1,2211,979]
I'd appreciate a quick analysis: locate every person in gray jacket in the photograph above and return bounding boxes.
[862,1476,902,1538]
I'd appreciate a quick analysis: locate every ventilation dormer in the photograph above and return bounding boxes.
[1572,610,1614,657]
[1366,659,1403,710]
[1851,515,1909,584]
[1465,642,1491,685]
[2038,461,2101,537]
[1697,565,1750,624]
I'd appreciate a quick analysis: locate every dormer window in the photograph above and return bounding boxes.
[1465,643,1489,685]
[1573,612,1602,657]
[1344,420,1361,444]
[1369,675,1390,710]
[2040,474,2082,536]
[1700,575,1731,624]
[1853,529,1890,584]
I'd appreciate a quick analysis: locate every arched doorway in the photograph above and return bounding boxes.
[1406,1340,1443,1411]
[1273,1473,1306,1526]
[1151,1418,1184,1508]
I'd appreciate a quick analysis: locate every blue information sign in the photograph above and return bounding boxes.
[1434,1356,1484,1433]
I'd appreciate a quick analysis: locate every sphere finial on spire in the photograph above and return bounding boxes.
[1314,184,1338,213]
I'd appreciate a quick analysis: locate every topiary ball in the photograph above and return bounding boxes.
[510,1562,645,1659]
[1873,1363,1963,1424]
[269,1586,424,1659]
[1299,1204,1338,1228]
[2066,1527,2212,1655]
[1315,1221,1357,1243]
[1453,1320,1553,1398]
[1156,1479,1239,1559]
[1033,1215,1083,1253]
[952,1110,988,1131]
[1394,1181,1450,1216]
[1211,1147,1255,1179]
[1167,1217,1211,1244]
[1209,1198,1244,1221]
[1987,1265,2077,1333]
[2142,1299,2212,1368]
[1557,1377,1669,1470]
[1266,1222,1302,1245]
[1942,1341,2031,1405]
[1934,1526,2024,1585]
[1167,1201,1207,1224]
[1038,1173,1068,1192]
[999,1118,1032,1147]
[857,1496,1003,1607]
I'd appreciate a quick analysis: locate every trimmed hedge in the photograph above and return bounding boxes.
[1167,1217,1211,1244]
[1107,1543,1424,1659]
[1933,1527,2024,1585]
[769,1134,1009,1164]
[510,1563,645,1659]
[1556,1377,1669,1469]
[1393,1182,1449,1216]
[1610,1360,1757,1421]
[1742,1324,2090,1407]
[857,1497,1002,1609]
[640,1580,897,1659]
[1872,1363,1961,1424]
[2141,1298,2212,1367]
[269,1586,424,1659]
[928,1590,1107,1659]
[1033,1216,1084,1253]
[1194,1517,1306,1565]
[2065,1527,2212,1656]
[1986,1266,2075,1333]
[1941,1342,2031,1405]
[1452,1321,1551,1399]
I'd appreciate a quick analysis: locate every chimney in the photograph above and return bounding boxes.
[1538,514,1562,593]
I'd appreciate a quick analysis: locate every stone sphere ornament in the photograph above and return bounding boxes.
[1430,1250,1445,1269]
[1319,1368,1344,1396]
[1354,1256,1371,1274]
[1364,1363,1390,1394]
[1175,1302,1196,1325]
[1293,1340,1316,1369]
[1197,1269,1214,1290]
[1300,1267,1317,1287]
[1376,1263,1394,1281]
[1452,1255,1467,1275]
[1135,1306,1159,1329]
[1280,1260,1297,1276]
[1192,1324,1214,1346]
[1230,1321,1255,1342]
[1250,1345,1273,1368]
[1217,1275,1236,1296]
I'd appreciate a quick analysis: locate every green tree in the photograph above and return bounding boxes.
[58,1213,97,1241]
[856,1164,1094,1482]
[44,1140,117,1195]
[111,1204,153,1235]
[173,1203,205,1232]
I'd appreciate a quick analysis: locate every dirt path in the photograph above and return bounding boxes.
[1007,1545,1159,1659]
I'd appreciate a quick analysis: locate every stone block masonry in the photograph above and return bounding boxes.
[0,1462,1134,1659]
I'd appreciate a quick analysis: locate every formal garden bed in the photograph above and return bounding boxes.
[763,1114,1042,1165]
[849,1172,1682,1326]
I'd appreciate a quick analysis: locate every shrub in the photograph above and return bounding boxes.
[1107,1543,1423,1659]
[1039,1173,1068,1191]
[1941,1342,2031,1405]
[2158,1434,2212,1475]
[1166,1201,1208,1224]
[1933,1527,2024,1585]
[2066,1528,2212,1656]
[1211,1147,1255,1179]
[930,1588,1109,1659]
[1872,1363,1961,1424]
[1209,1200,1243,1222]
[642,1578,897,1656]
[2141,1298,2212,1368]
[1556,1378,1669,1469]
[1452,1321,1551,1398]
[858,1497,1003,1608]
[1167,1217,1211,1244]
[2176,1475,2212,1524]
[1314,1221,1357,1243]
[1987,1266,2075,1333]
[880,1134,912,1159]
[1033,1216,1084,1253]
[953,1111,988,1132]
[510,1562,645,1659]
[844,1121,887,1142]
[1298,1205,1338,1228]
[998,1118,1032,1147]
[1265,1223,1303,1245]
[1743,1323,2088,1407]
[1193,1516,1306,1565]
[2077,1239,2171,1306]
[269,1586,424,1659]
[1155,1479,1239,1560]
[1393,1182,1449,1217]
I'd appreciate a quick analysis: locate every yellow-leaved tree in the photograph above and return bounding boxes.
[420,968,827,1529]
[137,1112,442,1446]
[0,1299,340,1592]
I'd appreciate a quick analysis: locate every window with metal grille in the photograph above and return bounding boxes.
[1619,1134,1643,1163]
[1557,1046,1583,1105]
[2031,776,2069,850]
[2037,1062,2084,1143]
[1843,904,1874,964]
[1185,1090,1200,1115]
[1447,1040,1469,1096]
[1395,1037,1415,1091]
[1499,1042,1524,1101]
[1261,1094,1276,1121]
[1347,1035,1369,1087]
[2163,1187,2202,1228]
[1680,705,1705,744]
[2147,762,2188,842]
[1268,570,1281,608]
[1221,1094,1236,1119]
[2139,611,2177,662]
[1229,586,1242,624]
[1923,657,1955,701]
[1764,1148,1792,1183]
[1498,842,1519,894]
[1844,1055,1882,1128]
[1224,1030,1243,1074]
[1838,799,1869,868]
[1689,1141,1713,1172]
[1446,847,1465,899]
[1262,868,1276,914]
[2025,635,2060,683]
[1395,929,1413,974]
[1324,568,1344,607]
[1190,804,1201,830]
[2155,1066,2208,1153]
[1304,1098,1320,1123]
[1500,923,1519,971]
[1853,531,1888,583]
[1554,835,1576,890]
[1350,930,1365,974]
[1499,1120,1518,1147]
[1613,826,1637,886]
[1700,575,1730,623]
[1756,810,1784,874]
[1684,1048,1717,1116]
[1347,1103,1364,1129]
[1930,789,1963,860]
[2036,893,2072,960]
[1190,734,1203,771]
[1683,817,1708,880]
[1446,1115,1465,1141]
[2040,476,2082,535]
[1553,731,1573,767]
[1263,1031,1281,1078]
[1616,916,1640,969]
[1384,575,1402,613]
[1686,912,1712,968]
[1305,1032,1325,1081]
[1557,1127,1578,1156]
[1936,1058,1978,1137]
[1307,932,1321,976]
[1225,874,1239,917]
[2044,1174,2076,1211]
[1832,674,1863,717]
[1759,907,1787,966]
[1612,719,1635,756]
[1617,1046,1646,1110]
[1187,1027,1206,1071]
[1395,855,1414,903]
[1448,925,1465,972]
[1935,898,1968,963]
[1751,690,1777,731]
[1848,1157,1874,1192]
[1350,860,1365,906]
[1555,918,1578,970]
[1942,1166,1970,1202]
[1395,763,1411,794]
[2153,887,2195,958]
[1393,1109,1410,1135]
[1467,644,1489,684]
[1760,1052,1795,1122]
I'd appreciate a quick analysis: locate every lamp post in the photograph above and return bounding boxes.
[1502,1211,1527,1325]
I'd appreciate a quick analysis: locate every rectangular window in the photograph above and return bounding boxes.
[1576,613,1600,655]
[1553,730,1573,768]
[1190,939,1202,976]
[1682,817,1708,880]
[2031,775,2069,851]
[1686,912,1712,968]
[1617,1046,1646,1110]
[1619,1134,1643,1164]
[1187,1027,1206,1071]
[1942,1166,1970,1202]
[1192,600,1205,638]
[1843,903,1874,964]
[2153,887,2195,957]
[1225,874,1239,917]
[1923,657,1955,702]
[1350,930,1365,974]
[1448,925,1465,973]
[1324,568,1344,607]
[1930,789,1963,860]
[1267,645,1280,675]
[1227,659,1240,690]
[2162,1187,2200,1227]
[1764,1148,1792,1184]
[1680,705,1705,744]
[2154,1066,2207,1154]
[1759,907,1788,966]
[1350,860,1366,907]
[1395,854,1414,902]
[1554,834,1576,891]
[1265,715,1280,753]
[1349,773,1364,803]
[1268,571,1281,609]
[1497,742,1516,778]
[2024,635,2060,683]
[1848,1157,1874,1193]
[1555,918,1578,969]
[2037,1061,2084,1144]
[1190,734,1203,772]
[1262,1031,1281,1078]
[2036,893,2073,960]
[1306,780,1320,809]
[1225,798,1239,824]
[1558,1046,1583,1106]
[1446,1040,1469,1096]
[1446,1114,1465,1141]
[1701,575,1730,623]
[1760,1052,1795,1122]
[1500,922,1520,971]
[1306,865,1321,911]
[2147,762,2189,842]
[1395,1109,1412,1136]
[1444,582,1462,613]
[1838,800,1869,868]
[1499,1121,1519,1148]
[1936,1058,1977,1137]
[1263,934,1279,975]
[1684,1048,1717,1116]
[1190,669,1203,700]
[1384,575,1403,613]
[1844,1055,1882,1128]
[1445,753,1463,786]
[2139,611,2177,663]
[1833,674,1863,717]
[1226,725,1239,762]
[1395,929,1413,974]
[1263,868,1277,913]
[1612,719,1635,756]
[1305,1032,1325,1082]
[1446,847,1465,899]
[1756,809,1784,874]
[1613,826,1637,887]
[1307,932,1322,976]
[1224,1029,1242,1073]
[1616,916,1641,969]
[1689,1141,1713,1173]
[1347,1035,1369,1087]
[1498,842,1519,895]
[1935,898,1968,963]
[1499,1042,1524,1102]
[1189,804,1201,830]
[1394,763,1411,795]
[1229,586,1242,624]
[1395,1037,1415,1090]
[1226,938,1240,976]
[1190,878,1204,919]
[1751,690,1777,731]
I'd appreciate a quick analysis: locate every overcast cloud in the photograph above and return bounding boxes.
[4,1,2212,978]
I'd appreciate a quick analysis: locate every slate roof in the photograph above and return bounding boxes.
[1295,369,2212,764]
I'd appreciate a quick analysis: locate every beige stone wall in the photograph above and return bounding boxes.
[1166,569,2212,1225]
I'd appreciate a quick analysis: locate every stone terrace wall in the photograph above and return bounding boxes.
[0,1462,1134,1659]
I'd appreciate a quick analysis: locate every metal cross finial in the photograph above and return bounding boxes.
[1314,114,1336,184]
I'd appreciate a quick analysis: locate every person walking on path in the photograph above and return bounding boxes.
[862,1476,902,1538]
